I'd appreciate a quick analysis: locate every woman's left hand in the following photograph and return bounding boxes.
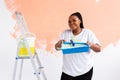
[87,41,101,52]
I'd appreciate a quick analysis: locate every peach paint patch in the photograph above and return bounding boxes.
[5,0,120,52]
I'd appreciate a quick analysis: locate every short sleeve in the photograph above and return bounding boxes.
[88,30,101,46]
[59,32,65,40]
[58,29,71,41]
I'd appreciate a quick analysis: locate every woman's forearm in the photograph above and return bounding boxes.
[55,40,65,50]
[90,44,101,52]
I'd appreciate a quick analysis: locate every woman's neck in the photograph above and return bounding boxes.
[72,28,82,35]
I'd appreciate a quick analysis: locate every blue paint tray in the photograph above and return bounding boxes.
[61,42,90,54]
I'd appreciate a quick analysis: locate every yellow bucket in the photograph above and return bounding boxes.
[18,33,36,57]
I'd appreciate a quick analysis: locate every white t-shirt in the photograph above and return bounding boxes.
[59,29,100,76]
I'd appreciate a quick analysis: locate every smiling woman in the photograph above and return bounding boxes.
[55,12,101,80]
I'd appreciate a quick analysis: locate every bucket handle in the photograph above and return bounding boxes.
[24,32,36,38]
[17,32,36,41]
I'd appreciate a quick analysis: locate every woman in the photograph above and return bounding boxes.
[55,12,101,80]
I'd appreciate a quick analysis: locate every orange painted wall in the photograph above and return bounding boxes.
[5,0,120,51]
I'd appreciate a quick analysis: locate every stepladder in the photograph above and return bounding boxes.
[12,11,47,80]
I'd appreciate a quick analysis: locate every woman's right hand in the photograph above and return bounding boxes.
[55,40,65,50]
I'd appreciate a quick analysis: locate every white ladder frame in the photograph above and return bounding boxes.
[12,11,47,80]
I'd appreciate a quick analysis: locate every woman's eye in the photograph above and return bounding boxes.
[73,19,76,22]
[68,19,76,23]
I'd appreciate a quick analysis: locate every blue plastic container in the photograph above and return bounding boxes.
[61,42,90,54]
